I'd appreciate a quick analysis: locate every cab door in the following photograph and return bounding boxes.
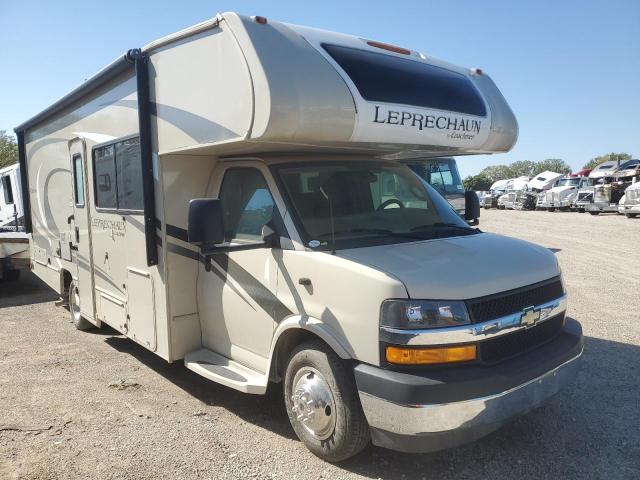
[69,138,97,324]
[197,162,287,373]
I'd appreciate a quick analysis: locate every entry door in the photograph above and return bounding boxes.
[197,164,284,373]
[69,139,97,323]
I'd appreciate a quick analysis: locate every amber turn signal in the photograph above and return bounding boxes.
[386,344,477,365]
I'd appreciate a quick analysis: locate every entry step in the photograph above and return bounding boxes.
[184,348,268,394]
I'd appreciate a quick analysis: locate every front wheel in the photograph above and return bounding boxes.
[589,211,600,216]
[68,279,93,330]
[548,207,555,212]
[284,341,370,462]
[626,213,638,218]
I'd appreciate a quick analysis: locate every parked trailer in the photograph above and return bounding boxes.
[15,13,581,461]
[0,163,28,281]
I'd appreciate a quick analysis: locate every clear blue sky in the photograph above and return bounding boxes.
[1,0,638,177]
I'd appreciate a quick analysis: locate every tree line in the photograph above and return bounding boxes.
[463,153,633,191]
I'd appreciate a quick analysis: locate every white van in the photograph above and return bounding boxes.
[15,13,581,461]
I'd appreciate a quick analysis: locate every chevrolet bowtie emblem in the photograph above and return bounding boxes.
[520,306,541,328]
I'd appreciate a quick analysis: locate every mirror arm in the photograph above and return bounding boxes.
[200,242,269,256]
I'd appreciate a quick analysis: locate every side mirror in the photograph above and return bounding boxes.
[464,190,480,224]
[261,221,280,248]
[188,198,225,247]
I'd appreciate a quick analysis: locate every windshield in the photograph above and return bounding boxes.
[618,159,640,169]
[406,158,464,195]
[556,178,580,187]
[274,161,475,250]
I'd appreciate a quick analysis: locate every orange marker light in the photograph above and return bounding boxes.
[366,40,411,55]
[386,345,477,365]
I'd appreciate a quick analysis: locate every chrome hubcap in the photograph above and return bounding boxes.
[290,367,336,440]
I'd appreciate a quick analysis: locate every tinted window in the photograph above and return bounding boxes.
[219,168,274,242]
[93,137,143,211]
[116,138,143,211]
[94,145,117,209]
[1,176,13,204]
[72,155,85,207]
[408,159,463,194]
[323,44,486,117]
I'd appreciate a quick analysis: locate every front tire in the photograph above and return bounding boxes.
[284,341,370,462]
[548,207,555,212]
[589,211,600,216]
[626,213,638,218]
[68,279,92,330]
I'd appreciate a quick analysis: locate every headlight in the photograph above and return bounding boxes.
[380,300,470,329]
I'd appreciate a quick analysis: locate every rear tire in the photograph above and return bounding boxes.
[626,213,637,218]
[548,207,555,212]
[589,211,600,216]
[68,279,92,330]
[578,208,585,213]
[283,341,370,462]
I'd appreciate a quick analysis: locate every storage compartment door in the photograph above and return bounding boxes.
[126,267,157,351]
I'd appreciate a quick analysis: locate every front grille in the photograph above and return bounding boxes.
[466,277,564,324]
[479,314,565,364]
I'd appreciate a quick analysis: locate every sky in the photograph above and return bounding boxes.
[1,0,638,178]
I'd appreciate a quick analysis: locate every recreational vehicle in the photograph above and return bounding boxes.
[15,13,582,461]
[0,163,28,281]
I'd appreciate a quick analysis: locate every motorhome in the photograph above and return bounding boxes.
[539,175,592,212]
[403,157,477,222]
[0,163,28,281]
[15,13,582,461]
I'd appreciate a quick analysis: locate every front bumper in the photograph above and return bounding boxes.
[355,318,583,453]
[586,201,618,213]
[622,204,640,214]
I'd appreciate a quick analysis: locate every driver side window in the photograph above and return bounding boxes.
[219,168,275,243]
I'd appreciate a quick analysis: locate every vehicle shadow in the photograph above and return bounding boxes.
[0,271,59,308]
[103,320,639,479]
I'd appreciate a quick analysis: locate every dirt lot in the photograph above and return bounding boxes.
[1,210,639,480]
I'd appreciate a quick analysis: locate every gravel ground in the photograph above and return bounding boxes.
[1,210,639,479]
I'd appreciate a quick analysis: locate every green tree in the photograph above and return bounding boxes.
[463,174,492,191]
[508,160,536,177]
[583,152,631,170]
[478,164,513,183]
[0,130,18,169]
[532,158,572,176]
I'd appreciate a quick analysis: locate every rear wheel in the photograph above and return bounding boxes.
[548,207,555,212]
[68,279,92,330]
[578,208,585,213]
[284,341,369,462]
[589,211,600,216]
[626,213,638,218]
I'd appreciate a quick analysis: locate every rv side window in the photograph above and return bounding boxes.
[323,44,487,117]
[93,137,143,212]
[218,168,274,243]
[94,145,117,209]
[72,155,85,207]
[1,176,13,204]
[115,138,143,211]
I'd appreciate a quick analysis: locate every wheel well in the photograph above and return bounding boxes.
[270,329,342,383]
[61,270,73,296]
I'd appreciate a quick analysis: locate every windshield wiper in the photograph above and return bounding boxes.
[410,222,476,232]
[317,228,394,239]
